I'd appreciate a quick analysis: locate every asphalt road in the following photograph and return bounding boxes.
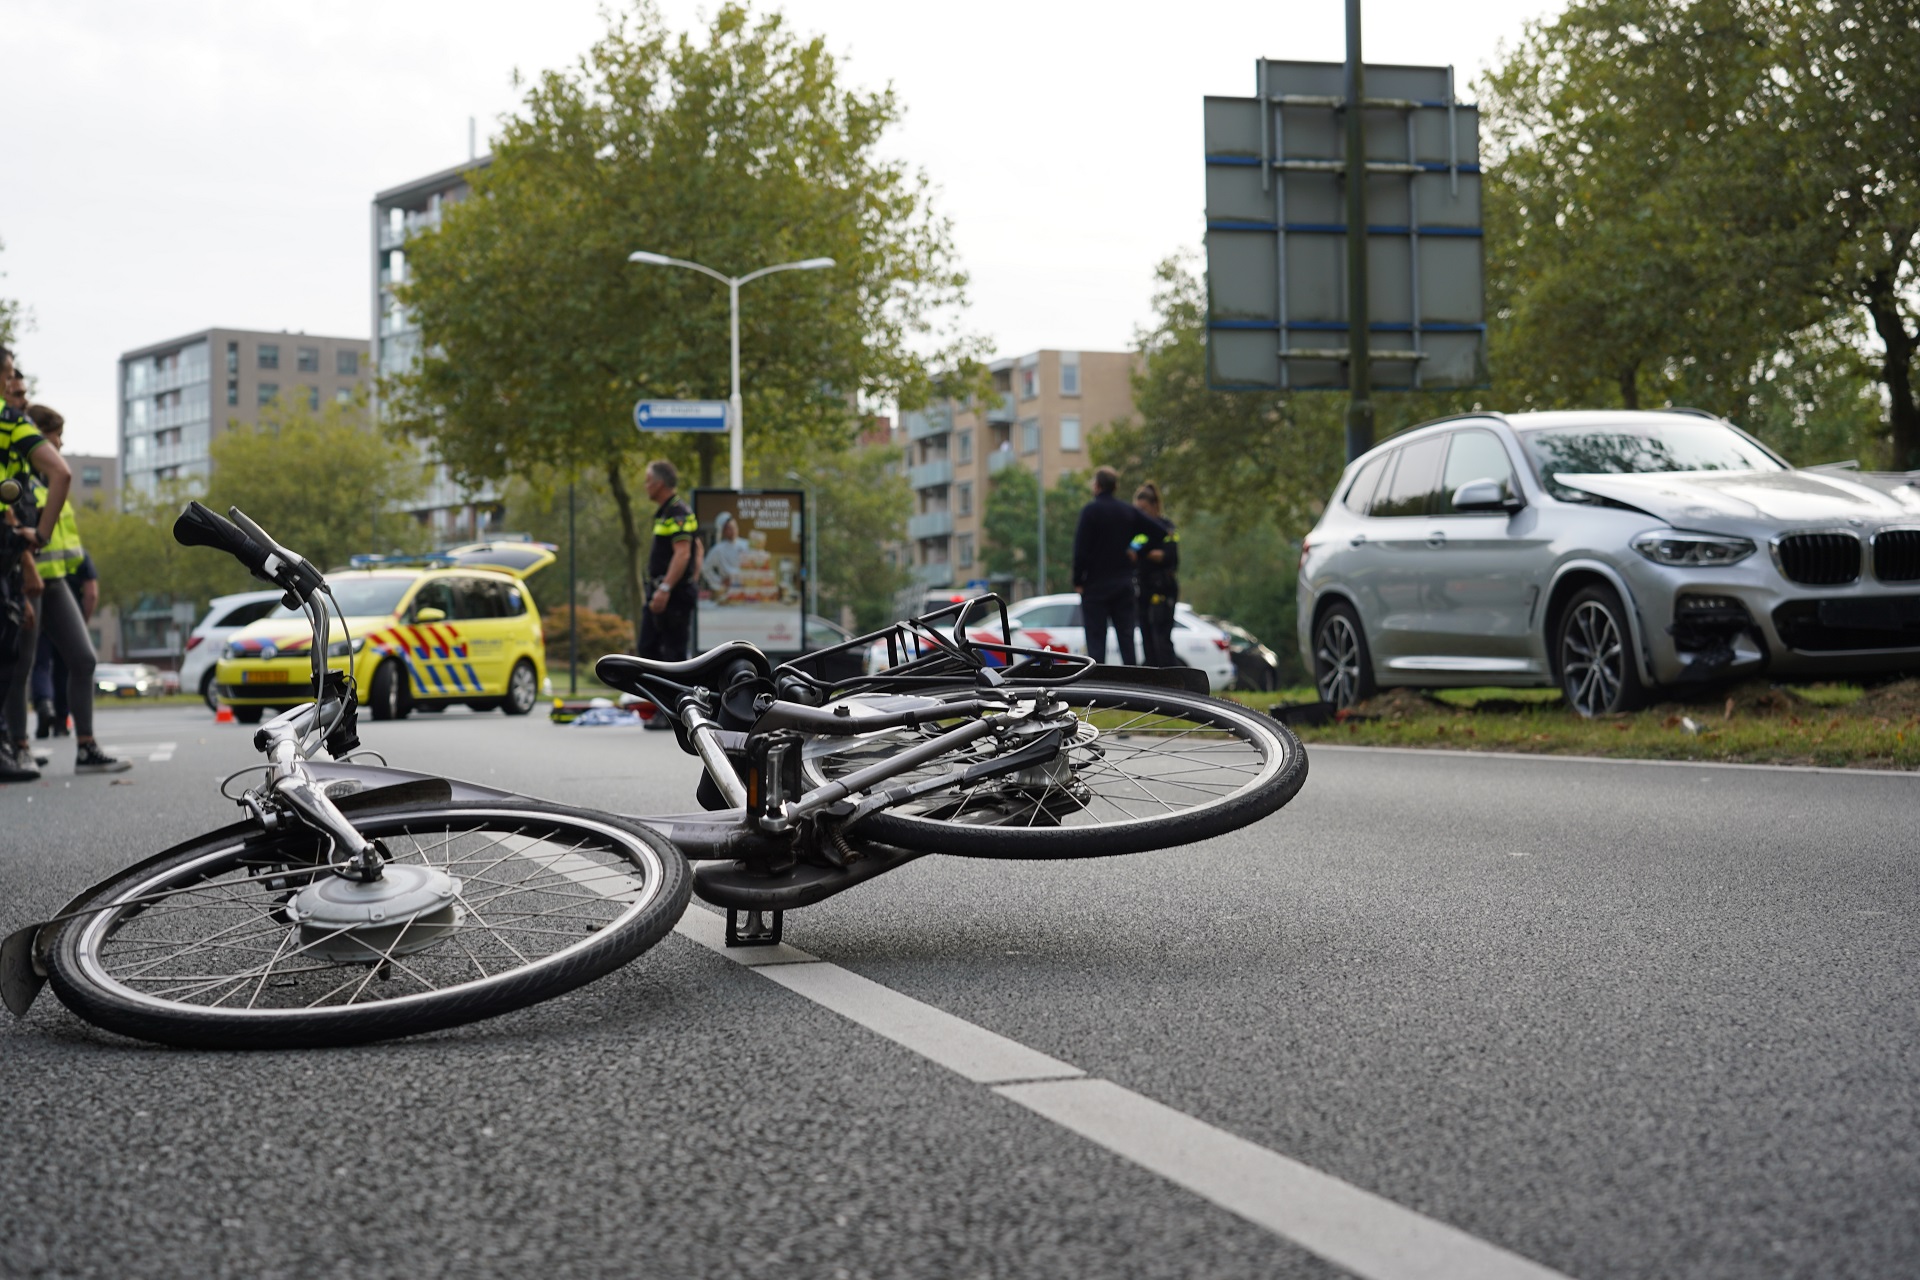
[4,702,1918,1279]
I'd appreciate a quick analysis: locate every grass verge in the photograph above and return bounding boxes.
[1227,680,1920,771]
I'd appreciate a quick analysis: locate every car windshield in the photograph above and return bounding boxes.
[271,577,413,619]
[97,665,143,681]
[1521,420,1783,499]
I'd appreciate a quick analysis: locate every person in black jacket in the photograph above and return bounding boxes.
[1130,482,1180,667]
[1071,465,1154,665]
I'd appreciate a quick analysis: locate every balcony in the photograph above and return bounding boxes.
[904,407,954,441]
[914,561,955,587]
[908,458,953,490]
[907,511,953,540]
[987,449,1023,476]
[985,393,1016,425]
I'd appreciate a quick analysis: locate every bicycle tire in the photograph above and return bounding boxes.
[47,801,690,1050]
[802,682,1306,859]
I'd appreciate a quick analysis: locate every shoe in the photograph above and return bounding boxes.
[0,743,38,783]
[13,742,48,767]
[34,699,54,739]
[75,742,131,774]
[30,746,49,766]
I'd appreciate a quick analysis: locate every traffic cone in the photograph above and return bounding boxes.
[215,705,235,724]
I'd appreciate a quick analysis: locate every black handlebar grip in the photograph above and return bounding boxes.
[173,501,273,576]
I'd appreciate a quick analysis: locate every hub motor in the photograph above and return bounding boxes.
[287,864,462,962]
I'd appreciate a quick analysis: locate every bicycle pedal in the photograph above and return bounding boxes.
[725,908,783,947]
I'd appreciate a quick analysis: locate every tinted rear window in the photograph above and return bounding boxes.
[1371,436,1446,517]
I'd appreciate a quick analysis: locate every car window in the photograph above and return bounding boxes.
[805,618,848,648]
[216,599,278,628]
[1437,430,1517,513]
[450,577,502,620]
[1370,435,1446,517]
[1017,603,1079,628]
[410,579,455,620]
[500,584,527,617]
[1344,453,1391,513]
[1519,418,1786,500]
[272,577,413,618]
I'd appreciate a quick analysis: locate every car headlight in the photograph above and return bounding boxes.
[326,636,368,658]
[1631,531,1755,567]
[224,642,242,660]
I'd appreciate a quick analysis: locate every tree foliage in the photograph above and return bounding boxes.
[392,2,973,646]
[1482,0,1919,461]
[980,463,1082,596]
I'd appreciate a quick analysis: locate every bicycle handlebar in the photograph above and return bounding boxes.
[173,501,273,577]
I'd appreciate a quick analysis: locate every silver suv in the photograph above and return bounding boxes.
[1297,410,1920,714]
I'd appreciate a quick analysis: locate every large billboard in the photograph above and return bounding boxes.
[692,488,806,653]
[1205,59,1485,391]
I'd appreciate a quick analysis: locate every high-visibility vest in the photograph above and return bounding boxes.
[34,498,83,579]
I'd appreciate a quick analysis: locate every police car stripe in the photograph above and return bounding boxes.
[463,662,483,689]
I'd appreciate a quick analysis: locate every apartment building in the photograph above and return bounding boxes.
[897,349,1138,593]
[372,157,503,542]
[118,329,369,500]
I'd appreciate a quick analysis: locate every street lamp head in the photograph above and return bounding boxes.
[795,258,836,270]
[627,251,672,266]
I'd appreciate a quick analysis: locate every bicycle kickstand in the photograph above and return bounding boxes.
[725,908,784,948]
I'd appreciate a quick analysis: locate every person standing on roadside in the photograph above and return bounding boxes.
[20,406,122,770]
[1071,465,1154,666]
[1130,482,1180,668]
[0,347,72,780]
[638,459,698,729]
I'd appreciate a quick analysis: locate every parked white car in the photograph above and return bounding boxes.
[179,590,283,710]
[867,593,1235,691]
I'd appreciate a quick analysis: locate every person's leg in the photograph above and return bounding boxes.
[4,601,38,749]
[659,607,692,662]
[49,641,69,732]
[40,583,100,741]
[1106,586,1139,666]
[1080,592,1110,664]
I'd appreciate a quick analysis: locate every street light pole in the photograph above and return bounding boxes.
[627,251,835,490]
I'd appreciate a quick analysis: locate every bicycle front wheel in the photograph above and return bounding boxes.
[48,801,690,1050]
[803,683,1306,858]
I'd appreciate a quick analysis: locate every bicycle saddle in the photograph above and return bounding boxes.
[597,642,773,701]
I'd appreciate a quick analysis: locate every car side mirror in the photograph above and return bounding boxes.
[1452,479,1523,514]
[413,606,448,623]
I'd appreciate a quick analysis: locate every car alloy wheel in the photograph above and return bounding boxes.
[1313,605,1372,709]
[1557,585,1644,716]
[502,660,538,716]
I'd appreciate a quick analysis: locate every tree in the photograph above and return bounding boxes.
[981,463,1082,596]
[392,2,974,648]
[85,481,249,622]
[205,395,429,572]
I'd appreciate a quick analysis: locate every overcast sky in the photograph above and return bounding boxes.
[10,0,1558,456]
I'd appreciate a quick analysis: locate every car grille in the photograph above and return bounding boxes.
[1873,529,1920,583]
[1771,598,1920,652]
[1774,533,1861,585]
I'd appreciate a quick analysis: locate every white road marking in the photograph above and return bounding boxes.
[1311,741,1920,779]
[99,742,176,762]
[668,906,1572,1280]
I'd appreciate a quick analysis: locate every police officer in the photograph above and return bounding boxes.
[639,459,698,728]
[1130,482,1180,668]
[21,406,122,770]
[1,348,74,780]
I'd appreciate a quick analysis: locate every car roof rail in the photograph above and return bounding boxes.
[1662,406,1722,420]
[1381,409,1512,442]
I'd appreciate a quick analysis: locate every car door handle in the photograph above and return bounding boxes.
[1425,531,1446,547]
[1349,534,1367,546]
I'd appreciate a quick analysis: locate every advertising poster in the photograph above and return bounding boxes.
[692,488,806,653]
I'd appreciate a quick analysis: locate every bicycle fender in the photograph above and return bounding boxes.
[303,761,520,803]
[1076,663,1211,695]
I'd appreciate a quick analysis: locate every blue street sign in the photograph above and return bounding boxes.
[634,400,729,432]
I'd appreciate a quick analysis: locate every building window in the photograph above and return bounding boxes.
[1060,352,1081,396]
[957,429,972,464]
[1020,418,1040,454]
[81,466,102,486]
[1060,416,1082,451]
[958,534,974,567]
[1018,362,1038,401]
[297,346,320,373]
[957,482,972,516]
[306,385,320,411]
[226,342,238,374]
[227,380,238,406]
[258,344,279,370]
[258,383,279,406]
[335,388,353,404]
[338,350,359,376]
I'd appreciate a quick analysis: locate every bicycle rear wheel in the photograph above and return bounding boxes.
[803,683,1306,858]
[47,801,690,1050]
